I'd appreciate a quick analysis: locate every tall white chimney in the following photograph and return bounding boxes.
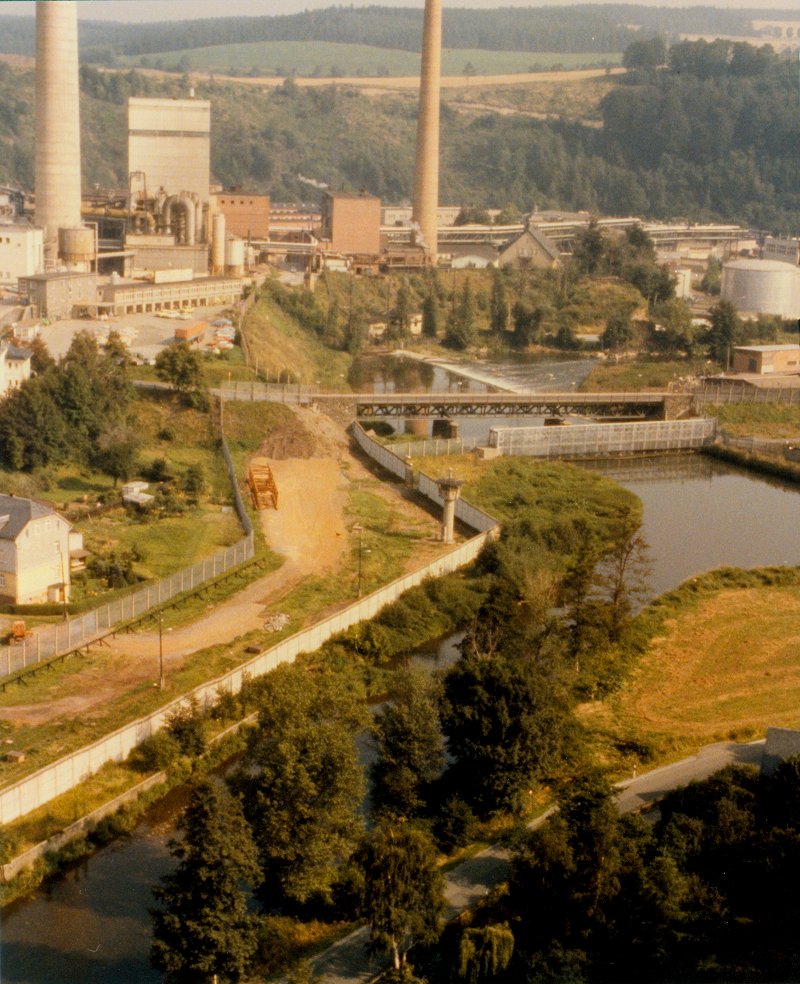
[35,1,82,265]
[411,0,442,263]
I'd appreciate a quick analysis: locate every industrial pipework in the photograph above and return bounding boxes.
[35,0,83,265]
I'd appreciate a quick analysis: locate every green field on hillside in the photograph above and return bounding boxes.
[128,41,620,78]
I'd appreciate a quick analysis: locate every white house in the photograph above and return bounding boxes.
[0,224,44,287]
[0,343,32,397]
[0,495,82,604]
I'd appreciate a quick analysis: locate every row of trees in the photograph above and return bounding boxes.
[0,331,210,486]
[0,332,135,475]
[416,758,800,983]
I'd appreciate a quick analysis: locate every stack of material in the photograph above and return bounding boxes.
[248,457,278,510]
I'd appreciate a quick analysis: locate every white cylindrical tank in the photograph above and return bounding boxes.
[721,259,800,319]
[58,226,95,270]
[35,1,82,265]
[211,213,225,274]
[225,237,245,276]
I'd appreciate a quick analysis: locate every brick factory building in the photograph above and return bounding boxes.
[212,193,270,240]
[320,191,381,256]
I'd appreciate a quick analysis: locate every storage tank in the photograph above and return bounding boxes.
[211,213,225,274]
[58,226,95,270]
[721,259,800,319]
[224,237,245,277]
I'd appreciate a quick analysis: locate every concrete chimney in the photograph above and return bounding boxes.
[35,1,82,265]
[411,0,442,263]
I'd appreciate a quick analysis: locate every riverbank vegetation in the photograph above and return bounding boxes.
[412,760,800,983]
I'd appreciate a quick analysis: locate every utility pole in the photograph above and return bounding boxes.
[158,609,165,691]
[353,523,364,597]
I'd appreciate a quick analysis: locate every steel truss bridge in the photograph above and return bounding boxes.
[350,391,669,420]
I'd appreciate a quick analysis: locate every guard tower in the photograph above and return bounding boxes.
[436,474,463,544]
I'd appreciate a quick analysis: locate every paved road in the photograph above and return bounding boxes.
[304,740,766,984]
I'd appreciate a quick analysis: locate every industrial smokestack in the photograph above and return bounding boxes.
[411,0,442,263]
[35,1,82,265]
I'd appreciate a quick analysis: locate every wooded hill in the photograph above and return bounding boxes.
[0,38,797,231]
[0,5,787,61]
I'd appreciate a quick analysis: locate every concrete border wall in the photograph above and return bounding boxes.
[0,430,499,827]
[489,418,716,458]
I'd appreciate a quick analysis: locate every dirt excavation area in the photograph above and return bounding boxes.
[0,407,443,727]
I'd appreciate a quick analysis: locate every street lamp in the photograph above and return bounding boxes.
[352,523,365,597]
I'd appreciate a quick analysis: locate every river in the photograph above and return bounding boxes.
[2,361,799,983]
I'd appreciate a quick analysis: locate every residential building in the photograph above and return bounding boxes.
[0,495,82,604]
[498,224,562,270]
[0,344,32,397]
[0,225,44,286]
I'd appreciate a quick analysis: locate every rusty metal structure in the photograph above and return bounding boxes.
[248,458,278,510]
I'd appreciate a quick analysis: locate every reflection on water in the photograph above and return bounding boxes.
[580,454,800,598]
[353,354,597,440]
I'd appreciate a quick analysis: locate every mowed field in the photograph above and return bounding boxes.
[125,40,620,77]
[581,583,800,765]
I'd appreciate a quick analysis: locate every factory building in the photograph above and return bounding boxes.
[211,193,270,240]
[0,225,44,286]
[18,271,97,320]
[763,237,800,267]
[128,98,211,206]
[99,276,241,317]
[732,345,800,376]
[721,258,800,319]
[319,191,381,256]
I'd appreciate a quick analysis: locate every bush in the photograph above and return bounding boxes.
[166,697,207,756]
[129,730,180,772]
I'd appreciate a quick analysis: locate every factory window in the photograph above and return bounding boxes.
[0,574,5,587]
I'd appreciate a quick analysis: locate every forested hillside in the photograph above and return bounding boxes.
[0,39,797,231]
[0,5,787,60]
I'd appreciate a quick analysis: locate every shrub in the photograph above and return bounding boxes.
[129,730,181,772]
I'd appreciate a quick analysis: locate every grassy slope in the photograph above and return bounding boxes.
[242,290,352,387]
[581,576,800,770]
[124,40,619,77]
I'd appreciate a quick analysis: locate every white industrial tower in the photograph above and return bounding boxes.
[35,0,82,264]
[411,0,442,262]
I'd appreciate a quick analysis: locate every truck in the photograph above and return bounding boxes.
[174,322,206,344]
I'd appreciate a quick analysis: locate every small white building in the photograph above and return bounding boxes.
[0,224,44,287]
[0,495,82,604]
[0,343,32,397]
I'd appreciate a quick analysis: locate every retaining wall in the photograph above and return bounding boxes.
[0,429,499,827]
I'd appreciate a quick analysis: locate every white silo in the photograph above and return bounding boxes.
[225,238,245,277]
[211,213,226,275]
[35,1,83,265]
[721,259,800,319]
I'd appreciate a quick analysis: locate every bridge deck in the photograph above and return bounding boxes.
[347,391,668,418]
